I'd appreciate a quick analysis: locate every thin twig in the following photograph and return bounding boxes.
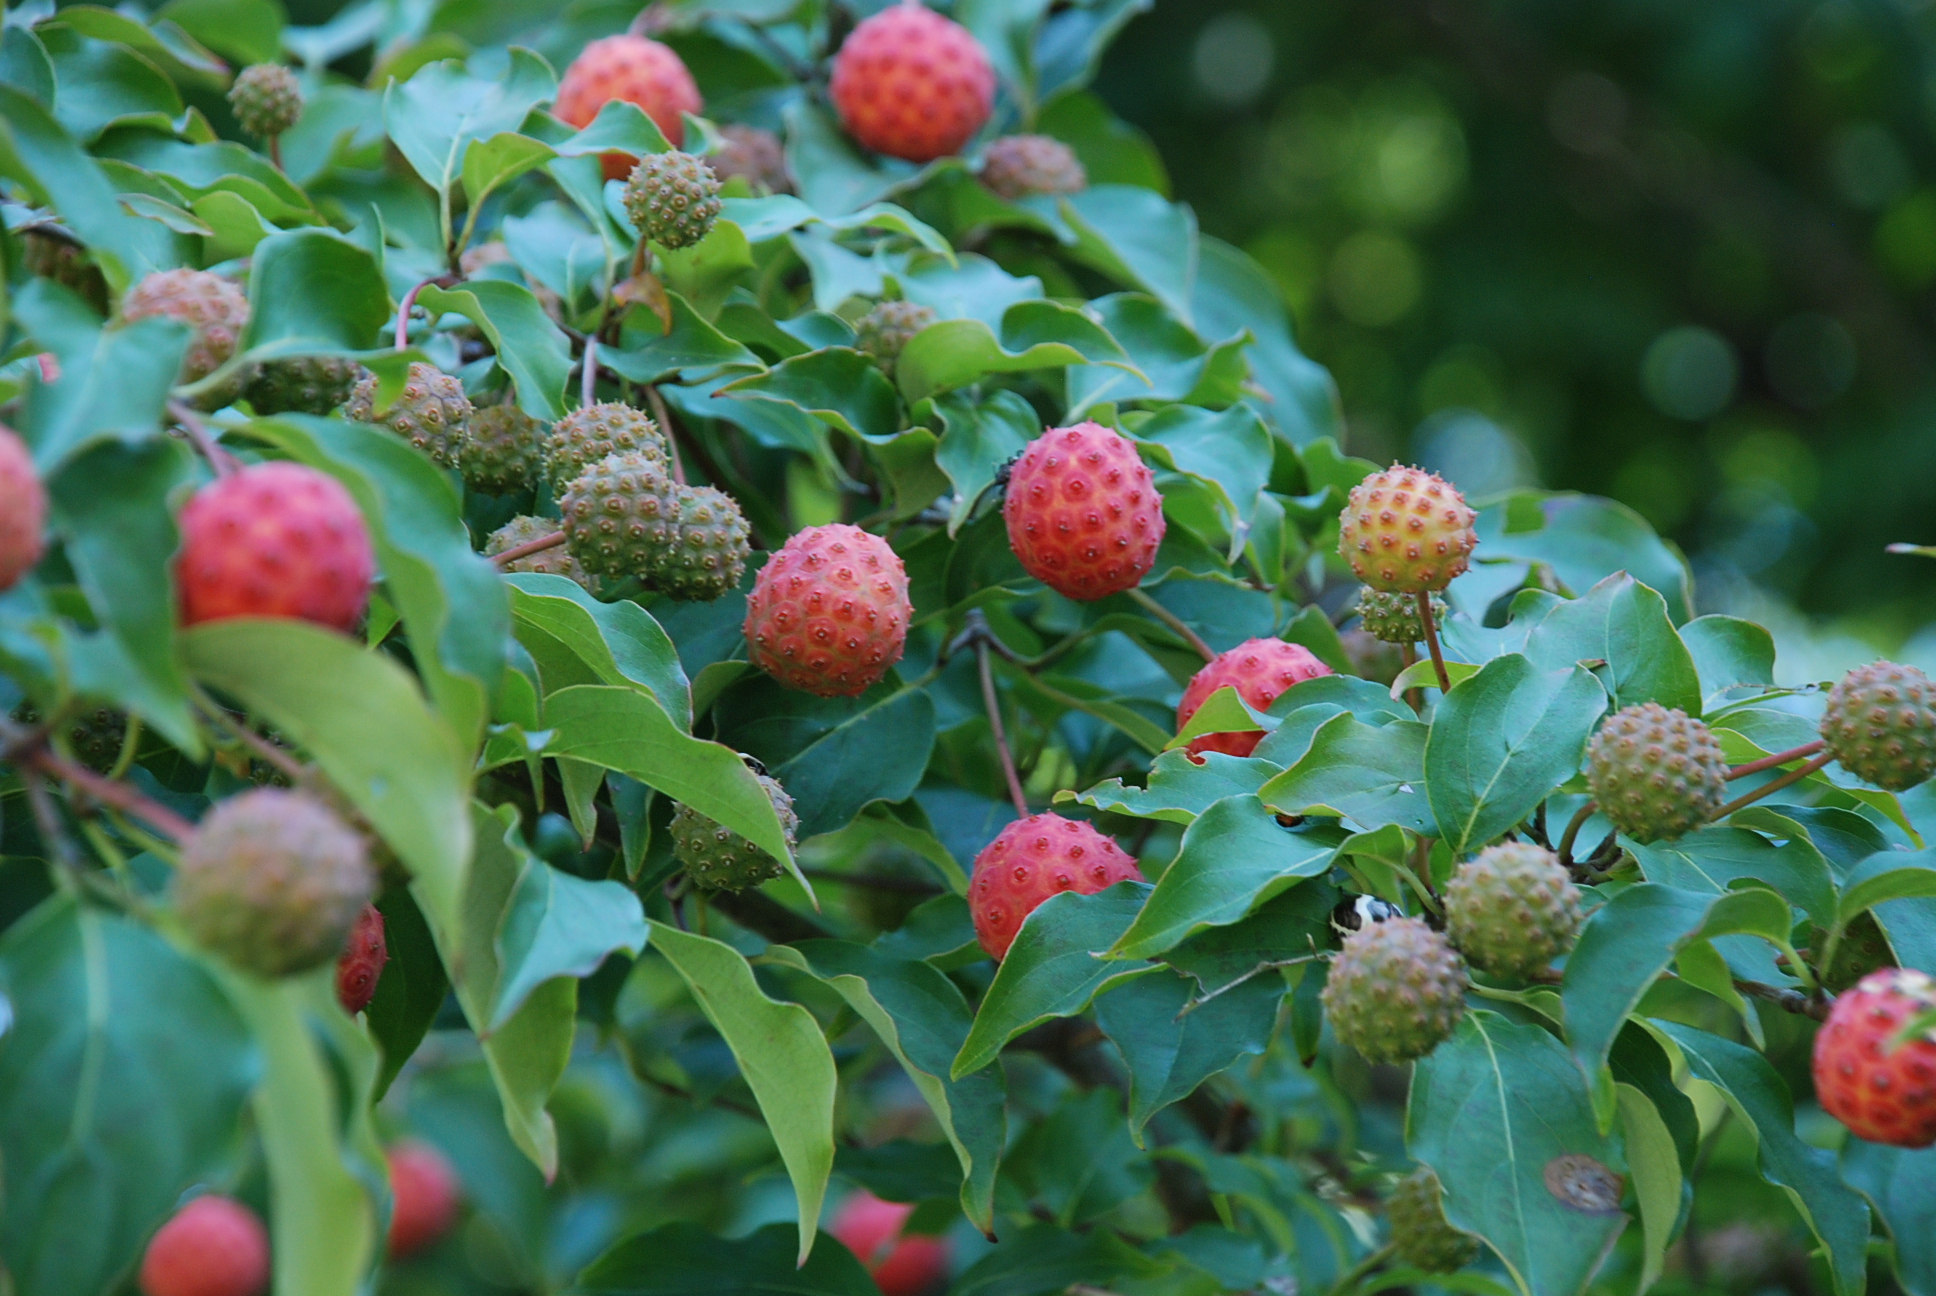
[1727,739,1826,781]
[581,336,599,409]
[1398,641,1422,714]
[979,640,1030,817]
[30,750,196,841]
[394,277,446,353]
[168,400,238,476]
[1417,590,1451,691]
[1711,753,1834,819]
[1127,588,1215,663]
[1556,801,1597,866]
[491,529,567,567]
[643,384,686,484]
[269,134,283,172]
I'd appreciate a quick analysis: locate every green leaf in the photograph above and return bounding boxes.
[1060,185,1198,322]
[1004,1087,1153,1226]
[1648,1022,1871,1296]
[1834,847,1936,927]
[1093,968,1282,1145]
[1163,879,1340,998]
[649,921,837,1265]
[1192,236,1341,444]
[384,51,557,205]
[491,856,647,1031]
[46,437,200,752]
[949,1223,1173,1296]
[1168,684,1267,751]
[719,347,901,442]
[1068,293,1248,413]
[461,130,557,210]
[0,84,157,289]
[507,575,690,724]
[578,1221,880,1295]
[953,882,1157,1079]
[0,897,259,1296]
[1520,573,1702,714]
[1614,1083,1681,1296]
[181,619,473,950]
[930,387,1034,534]
[1561,883,1793,1091]
[418,280,573,419]
[38,25,182,144]
[1629,825,1837,931]
[156,0,284,66]
[1842,1142,1936,1296]
[241,229,392,358]
[365,886,447,1098]
[1133,402,1274,531]
[1679,615,1777,714]
[1109,796,1343,959]
[1068,748,1276,825]
[896,299,1135,404]
[1408,1010,1626,1296]
[783,99,924,216]
[251,414,508,747]
[16,280,182,471]
[772,940,1006,1232]
[551,97,671,161]
[1259,714,1436,836]
[604,294,760,385]
[1475,494,1693,625]
[724,194,953,258]
[1425,654,1606,855]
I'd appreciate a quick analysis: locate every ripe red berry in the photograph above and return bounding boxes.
[335,904,388,1015]
[1002,422,1164,601]
[555,35,702,179]
[830,1192,951,1296]
[387,1141,461,1259]
[968,812,1140,960]
[1177,638,1334,759]
[0,425,47,591]
[743,523,911,697]
[176,462,374,633]
[1813,968,1936,1148]
[830,2,994,163]
[139,1195,270,1296]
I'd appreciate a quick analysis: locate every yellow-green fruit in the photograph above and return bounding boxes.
[229,63,303,138]
[487,514,594,592]
[545,402,669,489]
[1320,916,1466,1064]
[1444,842,1581,978]
[671,772,798,891]
[1357,589,1445,646]
[175,789,375,977]
[1585,703,1728,843]
[855,300,936,373]
[560,452,682,580]
[1821,661,1936,791]
[623,150,722,250]
[346,362,472,469]
[647,483,750,602]
[1388,1168,1478,1273]
[244,355,361,416]
[1338,466,1477,594]
[121,268,252,406]
[459,404,547,495]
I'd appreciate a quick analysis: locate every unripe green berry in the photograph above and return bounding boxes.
[1388,1168,1478,1273]
[346,362,472,469]
[458,403,547,495]
[560,451,683,581]
[229,64,303,139]
[1444,842,1581,978]
[545,402,669,489]
[245,355,361,416]
[855,300,936,374]
[1357,589,1445,645]
[1585,703,1728,843]
[623,151,722,250]
[487,514,594,592]
[1320,916,1466,1064]
[1821,661,1936,791]
[671,771,799,892]
[647,482,750,602]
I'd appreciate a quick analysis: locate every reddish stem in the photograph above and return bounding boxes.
[1417,590,1451,692]
[978,639,1029,817]
[33,750,196,842]
[1726,739,1827,781]
[1711,752,1835,819]
[168,400,238,477]
[492,530,568,567]
[644,384,687,485]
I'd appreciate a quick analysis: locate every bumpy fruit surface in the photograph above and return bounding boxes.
[1443,842,1581,978]
[1003,421,1164,600]
[623,150,722,250]
[855,300,936,374]
[1821,661,1936,791]
[969,813,1141,960]
[1321,916,1466,1064]
[228,63,302,138]
[0,426,47,590]
[1814,911,1896,993]
[457,403,546,495]
[649,482,750,601]
[545,401,669,488]
[176,789,375,977]
[1387,1168,1478,1273]
[346,362,472,469]
[1812,968,1936,1148]
[1176,639,1333,759]
[122,268,251,395]
[743,523,911,697]
[1585,703,1728,843]
[22,229,108,311]
[139,1195,269,1296]
[12,701,127,772]
[671,771,799,892]
[713,124,791,192]
[980,134,1087,200]
[487,515,594,591]
[335,903,387,1014]
[243,355,360,416]
[559,451,680,578]
[830,3,994,162]
[1357,588,1445,646]
[831,1192,951,1296]
[554,35,701,177]
[387,1141,461,1258]
[176,462,375,632]
[1338,466,1477,594]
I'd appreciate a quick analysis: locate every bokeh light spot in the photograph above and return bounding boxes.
[1329,231,1423,326]
[1193,13,1274,108]
[1641,326,1737,421]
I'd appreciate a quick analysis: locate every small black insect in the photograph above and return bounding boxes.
[1330,894,1403,938]
[740,753,769,777]
[992,453,1023,489]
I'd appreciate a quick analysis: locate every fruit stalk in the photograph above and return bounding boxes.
[1555,800,1597,866]
[491,529,567,567]
[643,383,687,484]
[1128,588,1214,663]
[978,637,1029,816]
[1416,590,1451,691]
[167,400,237,476]
[1726,739,1826,781]
[1710,752,1834,819]
[581,336,599,409]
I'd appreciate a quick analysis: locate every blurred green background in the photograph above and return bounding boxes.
[1097,0,1936,676]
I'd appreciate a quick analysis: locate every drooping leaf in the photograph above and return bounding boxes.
[241,228,391,359]
[417,280,573,419]
[1093,967,1282,1144]
[490,857,647,1031]
[577,1221,879,1295]
[506,575,691,724]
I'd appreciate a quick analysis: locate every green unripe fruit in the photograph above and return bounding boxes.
[1821,661,1936,791]
[560,452,683,581]
[229,63,303,138]
[1807,911,1896,993]
[1388,1168,1478,1273]
[623,151,722,250]
[244,355,361,416]
[671,771,799,892]
[175,789,375,977]
[12,702,128,773]
[1321,916,1466,1064]
[646,482,750,602]
[545,402,669,489]
[346,362,472,469]
[855,300,936,374]
[487,514,594,592]
[20,229,108,312]
[1443,842,1581,978]
[1357,589,1445,646]
[458,403,547,495]
[1585,703,1728,843]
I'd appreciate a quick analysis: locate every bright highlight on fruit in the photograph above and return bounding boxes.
[1003,421,1164,600]
[743,523,912,696]
[968,812,1140,960]
[1338,465,1477,594]
[1585,702,1728,843]
[1812,968,1936,1148]
[176,461,376,633]
[1176,638,1333,759]
[830,2,995,162]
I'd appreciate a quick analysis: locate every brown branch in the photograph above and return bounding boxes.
[1556,800,1597,867]
[1712,753,1834,819]
[491,529,567,567]
[1727,740,1826,781]
[1417,590,1452,691]
[979,639,1029,817]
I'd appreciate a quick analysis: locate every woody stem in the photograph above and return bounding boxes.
[1417,591,1451,691]
[1128,588,1214,663]
[1711,753,1834,819]
[492,530,567,567]
[978,639,1029,817]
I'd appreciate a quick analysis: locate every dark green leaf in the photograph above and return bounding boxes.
[0,84,159,288]
[241,229,391,358]
[1474,494,1693,625]
[897,299,1135,404]
[1069,748,1276,825]
[1259,714,1435,836]
[1842,1142,1936,1296]
[491,859,647,1031]
[950,1223,1171,1296]
[1163,879,1339,997]
[1060,185,1197,321]
[1192,236,1341,444]
[1520,573,1701,714]
[577,1221,878,1295]
[365,884,447,1099]
[1094,967,1281,1143]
